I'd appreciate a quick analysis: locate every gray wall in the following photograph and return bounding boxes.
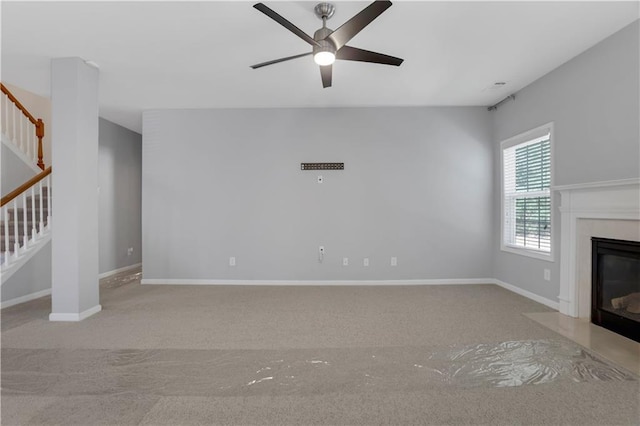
[99,118,142,274]
[1,240,51,303]
[492,20,640,301]
[142,107,494,281]
[1,143,37,197]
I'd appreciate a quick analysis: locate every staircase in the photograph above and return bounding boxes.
[1,83,45,170]
[1,83,51,283]
[1,186,50,256]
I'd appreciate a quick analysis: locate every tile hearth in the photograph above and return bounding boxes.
[525,311,640,375]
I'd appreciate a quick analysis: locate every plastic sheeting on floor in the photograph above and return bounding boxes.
[424,339,634,387]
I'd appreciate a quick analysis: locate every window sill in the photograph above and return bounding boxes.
[501,245,554,262]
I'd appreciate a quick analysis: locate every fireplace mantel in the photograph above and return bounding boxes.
[555,178,640,318]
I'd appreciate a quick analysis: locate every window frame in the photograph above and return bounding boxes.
[500,122,555,262]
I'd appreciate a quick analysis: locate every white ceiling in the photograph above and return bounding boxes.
[2,1,638,133]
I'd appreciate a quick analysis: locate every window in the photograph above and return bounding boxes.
[501,123,553,260]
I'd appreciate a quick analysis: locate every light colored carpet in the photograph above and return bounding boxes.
[1,270,638,425]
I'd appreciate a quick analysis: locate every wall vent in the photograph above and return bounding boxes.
[301,162,344,170]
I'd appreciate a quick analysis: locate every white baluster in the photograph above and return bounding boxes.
[10,104,16,145]
[13,106,17,144]
[19,114,24,153]
[1,95,6,138]
[23,116,30,159]
[17,111,23,151]
[31,186,37,241]
[13,199,19,256]
[22,191,28,250]
[38,180,44,235]
[4,95,8,137]
[3,96,8,140]
[3,206,9,265]
[8,104,12,142]
[27,124,32,161]
[4,96,10,140]
[46,175,52,229]
[22,115,28,156]
[31,125,37,163]
[23,116,28,155]
[17,112,22,151]
[14,108,19,148]
[28,118,34,161]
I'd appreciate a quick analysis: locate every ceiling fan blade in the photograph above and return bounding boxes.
[328,1,392,50]
[251,52,312,69]
[254,3,320,47]
[336,46,403,66]
[320,65,332,88]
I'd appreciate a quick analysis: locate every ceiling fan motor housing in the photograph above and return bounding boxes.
[313,27,336,57]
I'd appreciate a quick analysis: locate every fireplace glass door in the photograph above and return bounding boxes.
[591,237,640,342]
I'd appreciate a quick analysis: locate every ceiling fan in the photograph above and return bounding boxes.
[250,1,404,88]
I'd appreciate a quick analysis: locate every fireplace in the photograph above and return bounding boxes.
[591,237,640,342]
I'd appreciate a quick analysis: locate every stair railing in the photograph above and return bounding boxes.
[1,167,52,269]
[1,83,45,170]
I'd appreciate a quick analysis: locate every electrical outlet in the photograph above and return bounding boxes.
[391,257,397,266]
[363,258,369,267]
[544,269,551,281]
[127,247,133,256]
[229,257,236,266]
[343,257,349,266]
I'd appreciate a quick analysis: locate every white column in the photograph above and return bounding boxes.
[50,57,101,321]
[557,190,576,317]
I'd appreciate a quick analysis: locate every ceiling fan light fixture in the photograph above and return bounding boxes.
[314,51,335,66]
[313,39,336,66]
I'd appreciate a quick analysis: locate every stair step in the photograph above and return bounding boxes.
[1,219,49,230]
[0,225,46,238]
[6,203,49,209]
[0,217,48,250]
[24,200,51,209]
[1,228,48,250]
[1,235,26,252]
[1,216,49,224]
[1,187,50,258]
[6,193,49,201]
[0,222,47,230]
[7,209,49,220]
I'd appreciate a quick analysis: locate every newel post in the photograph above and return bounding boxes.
[36,118,45,170]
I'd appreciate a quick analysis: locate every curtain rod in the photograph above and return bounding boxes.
[488,94,515,111]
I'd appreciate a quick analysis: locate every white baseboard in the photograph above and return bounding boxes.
[141,278,493,286]
[492,279,559,310]
[141,277,559,311]
[99,263,142,279]
[49,304,102,322]
[1,288,51,309]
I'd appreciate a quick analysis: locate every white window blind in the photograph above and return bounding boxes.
[503,131,551,254]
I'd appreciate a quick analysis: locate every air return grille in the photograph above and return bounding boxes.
[301,163,344,170]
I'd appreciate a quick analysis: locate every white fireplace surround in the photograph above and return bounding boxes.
[556,178,640,318]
